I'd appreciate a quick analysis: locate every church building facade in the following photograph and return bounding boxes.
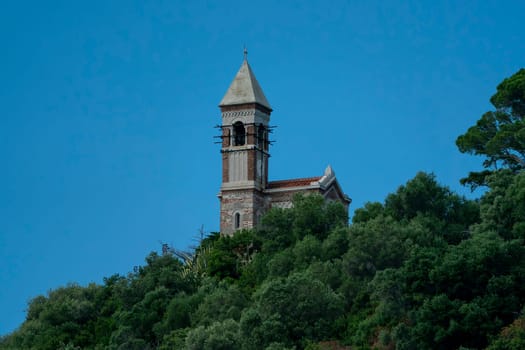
[217,55,351,235]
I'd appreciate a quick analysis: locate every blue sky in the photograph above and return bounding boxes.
[1,0,524,335]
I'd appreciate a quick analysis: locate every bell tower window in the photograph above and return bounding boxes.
[257,125,266,149]
[234,212,241,229]
[233,122,246,146]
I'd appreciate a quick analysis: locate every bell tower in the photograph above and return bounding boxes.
[218,51,272,235]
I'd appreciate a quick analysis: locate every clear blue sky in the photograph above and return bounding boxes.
[1,0,523,335]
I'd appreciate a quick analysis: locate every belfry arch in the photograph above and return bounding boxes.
[232,121,246,146]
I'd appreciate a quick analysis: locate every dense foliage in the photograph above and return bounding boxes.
[2,70,524,350]
[456,68,525,189]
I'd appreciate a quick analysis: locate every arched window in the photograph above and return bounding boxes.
[257,125,265,149]
[234,212,241,229]
[233,122,245,146]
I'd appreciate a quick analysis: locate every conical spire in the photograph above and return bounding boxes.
[219,56,271,110]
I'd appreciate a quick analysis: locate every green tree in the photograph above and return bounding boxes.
[205,230,260,279]
[291,194,348,241]
[184,319,241,350]
[191,282,248,326]
[429,232,524,301]
[456,68,525,188]
[259,207,296,253]
[259,194,348,255]
[488,313,525,350]
[267,248,294,278]
[342,216,411,280]
[476,171,525,240]
[159,329,189,350]
[240,272,343,349]
[292,235,322,269]
[321,227,349,261]
[385,172,479,230]
[352,201,384,224]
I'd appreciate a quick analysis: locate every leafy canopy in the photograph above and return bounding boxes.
[456,68,525,188]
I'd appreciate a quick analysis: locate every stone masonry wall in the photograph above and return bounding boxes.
[220,189,268,235]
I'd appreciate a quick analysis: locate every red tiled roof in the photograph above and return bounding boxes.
[267,176,321,189]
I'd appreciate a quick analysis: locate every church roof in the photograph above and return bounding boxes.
[219,59,271,110]
[267,177,322,189]
[265,167,351,205]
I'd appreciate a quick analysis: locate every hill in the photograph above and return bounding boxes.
[1,69,524,350]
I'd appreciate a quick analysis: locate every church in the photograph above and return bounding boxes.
[217,53,351,235]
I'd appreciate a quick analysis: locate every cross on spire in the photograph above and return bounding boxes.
[243,46,248,61]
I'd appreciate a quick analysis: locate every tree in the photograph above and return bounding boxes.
[456,68,525,188]
[488,312,525,350]
[191,283,248,326]
[476,171,525,240]
[240,272,343,349]
[184,319,241,350]
[384,172,477,226]
[352,201,384,224]
[291,194,348,241]
[205,230,260,279]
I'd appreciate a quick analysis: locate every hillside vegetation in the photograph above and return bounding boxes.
[1,69,524,350]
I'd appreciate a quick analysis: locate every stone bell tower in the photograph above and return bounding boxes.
[218,51,272,235]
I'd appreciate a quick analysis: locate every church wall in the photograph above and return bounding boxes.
[324,186,350,211]
[247,148,255,181]
[222,128,230,147]
[267,188,322,209]
[228,151,248,182]
[222,153,229,183]
[220,189,268,235]
[246,125,255,145]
